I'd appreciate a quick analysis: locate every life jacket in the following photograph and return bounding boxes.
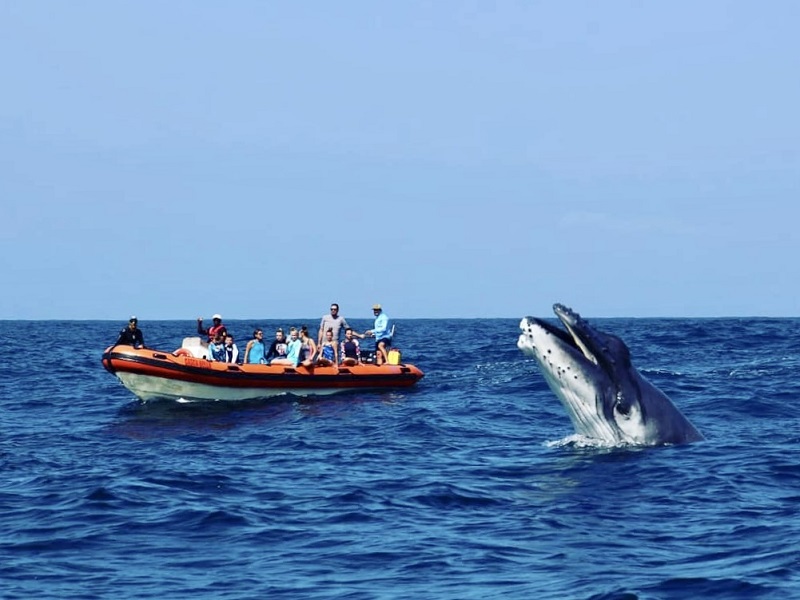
[208,324,226,340]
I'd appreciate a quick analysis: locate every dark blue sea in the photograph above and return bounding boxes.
[2,317,799,599]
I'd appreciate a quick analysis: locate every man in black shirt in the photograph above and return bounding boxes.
[116,316,145,349]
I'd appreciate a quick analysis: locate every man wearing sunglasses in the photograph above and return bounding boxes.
[317,303,351,347]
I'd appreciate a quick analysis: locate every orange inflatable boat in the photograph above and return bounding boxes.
[102,344,425,403]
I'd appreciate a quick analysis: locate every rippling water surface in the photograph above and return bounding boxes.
[2,317,799,599]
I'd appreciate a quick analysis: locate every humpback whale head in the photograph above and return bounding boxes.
[517,304,703,446]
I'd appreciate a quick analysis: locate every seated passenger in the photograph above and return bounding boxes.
[265,328,289,364]
[298,325,318,368]
[208,333,226,361]
[243,329,267,364]
[223,334,239,363]
[270,327,302,367]
[339,328,361,366]
[316,328,338,366]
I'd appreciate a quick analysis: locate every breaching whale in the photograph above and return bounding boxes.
[517,304,703,446]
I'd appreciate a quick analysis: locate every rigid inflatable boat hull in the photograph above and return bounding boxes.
[102,346,424,403]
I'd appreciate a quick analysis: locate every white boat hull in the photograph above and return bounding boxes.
[116,371,372,403]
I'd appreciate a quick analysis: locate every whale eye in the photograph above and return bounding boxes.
[615,401,631,416]
[614,391,632,416]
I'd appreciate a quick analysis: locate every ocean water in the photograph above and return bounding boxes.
[1,316,799,599]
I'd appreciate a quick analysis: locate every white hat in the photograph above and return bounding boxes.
[212,313,222,320]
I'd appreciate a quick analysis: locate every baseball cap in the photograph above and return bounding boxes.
[372,304,382,311]
[212,314,222,320]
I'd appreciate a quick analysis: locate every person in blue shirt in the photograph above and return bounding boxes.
[244,329,267,364]
[270,327,303,367]
[359,304,392,365]
[208,333,227,362]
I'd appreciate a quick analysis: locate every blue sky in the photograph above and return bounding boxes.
[2,1,798,319]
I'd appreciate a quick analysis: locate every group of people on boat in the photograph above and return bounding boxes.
[115,303,395,367]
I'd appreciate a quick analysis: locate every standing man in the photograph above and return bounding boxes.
[317,303,350,346]
[116,316,145,349]
[363,304,392,365]
[197,313,227,342]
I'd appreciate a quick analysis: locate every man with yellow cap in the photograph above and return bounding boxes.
[363,304,392,365]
